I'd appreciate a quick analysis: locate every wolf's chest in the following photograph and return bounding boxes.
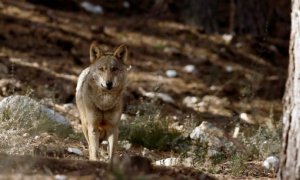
[93,93,120,111]
[99,93,117,104]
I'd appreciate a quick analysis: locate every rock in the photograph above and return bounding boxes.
[155,157,194,168]
[101,141,108,145]
[121,113,129,121]
[240,112,255,124]
[198,121,224,138]
[183,96,199,107]
[119,140,132,150]
[123,1,130,8]
[0,95,72,154]
[190,126,204,140]
[80,1,103,14]
[41,107,69,125]
[166,70,177,78]
[155,157,178,167]
[225,65,233,72]
[209,85,219,91]
[222,34,233,44]
[190,121,229,149]
[156,92,175,103]
[202,95,230,107]
[232,124,240,139]
[0,95,69,126]
[139,88,175,104]
[54,174,67,180]
[190,121,236,159]
[183,65,196,73]
[67,147,83,156]
[196,95,231,117]
[263,156,279,171]
[269,45,278,52]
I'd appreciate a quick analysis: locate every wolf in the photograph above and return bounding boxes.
[76,42,129,167]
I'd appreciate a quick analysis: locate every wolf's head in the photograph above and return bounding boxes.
[88,42,129,91]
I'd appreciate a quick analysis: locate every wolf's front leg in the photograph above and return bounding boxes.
[88,124,100,161]
[82,122,89,145]
[108,127,118,168]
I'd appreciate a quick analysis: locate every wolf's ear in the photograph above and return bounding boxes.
[90,42,103,63]
[114,45,128,64]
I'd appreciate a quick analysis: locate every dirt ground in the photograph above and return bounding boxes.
[0,0,288,179]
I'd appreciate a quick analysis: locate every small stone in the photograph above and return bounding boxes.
[209,85,218,91]
[121,113,129,121]
[101,141,108,145]
[199,121,224,137]
[183,65,196,73]
[34,136,40,140]
[67,147,83,156]
[155,157,178,167]
[166,70,177,78]
[184,96,199,104]
[225,65,233,72]
[81,1,103,14]
[232,125,240,138]
[183,96,199,107]
[269,45,278,52]
[123,1,130,8]
[119,140,132,150]
[222,34,233,44]
[172,116,178,120]
[54,174,67,180]
[263,156,279,171]
[143,91,175,104]
[240,113,255,124]
[190,121,227,149]
[190,126,204,140]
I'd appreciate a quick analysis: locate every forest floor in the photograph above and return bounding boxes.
[0,0,289,179]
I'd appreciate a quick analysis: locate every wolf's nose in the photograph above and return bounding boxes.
[106,81,113,90]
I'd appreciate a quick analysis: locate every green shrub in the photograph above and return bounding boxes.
[120,100,183,151]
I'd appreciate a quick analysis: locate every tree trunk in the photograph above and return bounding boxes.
[278,0,300,179]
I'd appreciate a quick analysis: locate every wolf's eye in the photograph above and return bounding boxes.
[99,67,104,71]
[112,67,118,72]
